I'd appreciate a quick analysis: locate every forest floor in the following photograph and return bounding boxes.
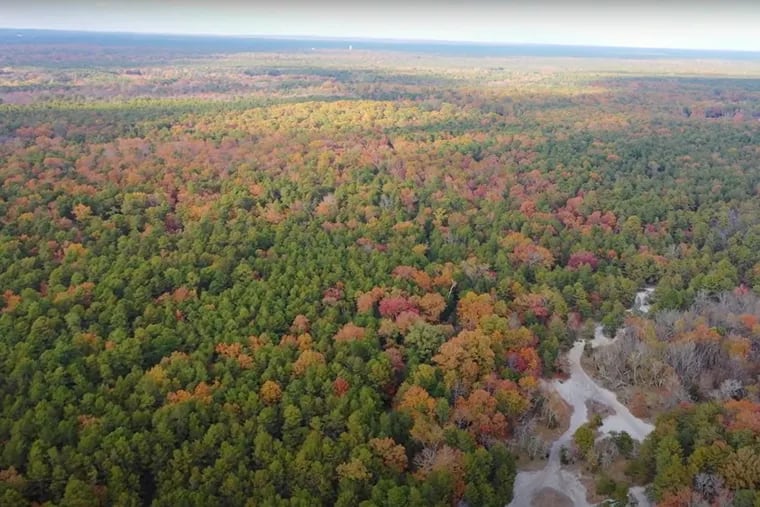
[515,389,572,472]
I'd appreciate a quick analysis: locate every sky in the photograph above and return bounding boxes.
[2,1,760,51]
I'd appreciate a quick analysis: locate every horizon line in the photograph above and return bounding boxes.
[3,26,760,55]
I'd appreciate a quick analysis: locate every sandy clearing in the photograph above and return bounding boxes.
[508,290,655,507]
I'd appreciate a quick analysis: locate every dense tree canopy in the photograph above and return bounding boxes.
[1,35,760,506]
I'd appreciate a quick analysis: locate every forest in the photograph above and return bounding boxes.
[1,32,760,506]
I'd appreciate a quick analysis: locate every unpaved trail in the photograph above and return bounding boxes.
[508,289,655,507]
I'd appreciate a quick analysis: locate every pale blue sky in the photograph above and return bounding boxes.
[3,1,760,51]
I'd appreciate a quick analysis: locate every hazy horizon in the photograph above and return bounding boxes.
[3,1,760,52]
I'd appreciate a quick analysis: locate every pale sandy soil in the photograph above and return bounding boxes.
[507,290,655,507]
